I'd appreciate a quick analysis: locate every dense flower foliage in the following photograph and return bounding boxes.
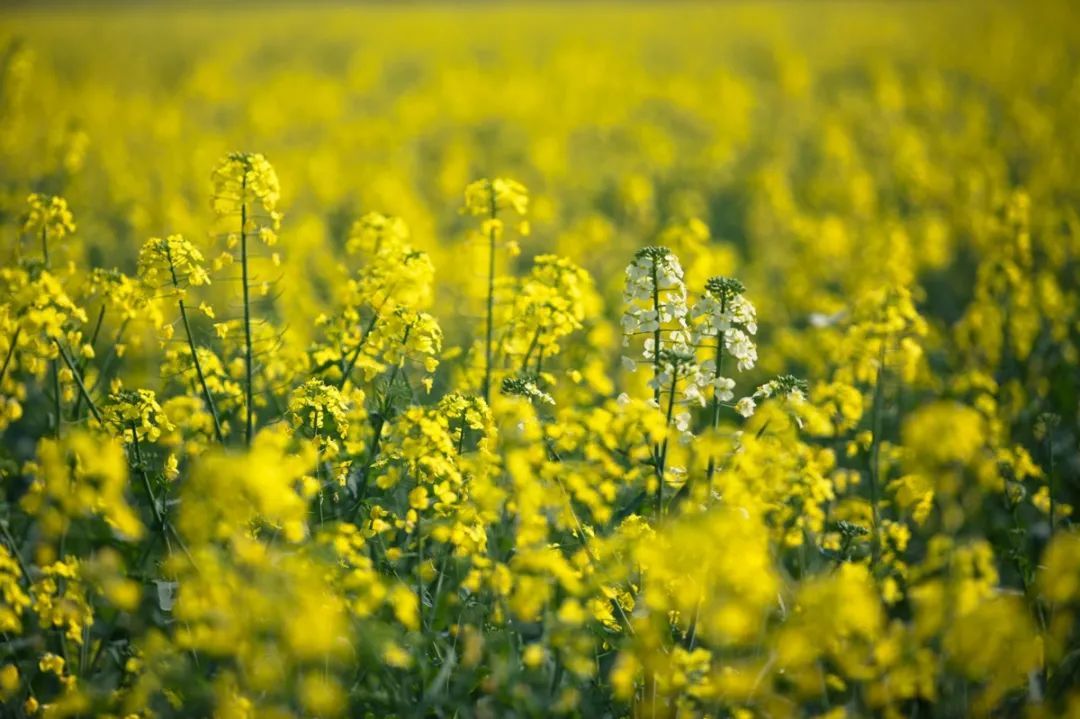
[1,2,1079,717]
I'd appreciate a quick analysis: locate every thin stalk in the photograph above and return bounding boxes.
[161,251,225,447]
[650,262,662,407]
[87,320,130,395]
[869,346,886,567]
[649,261,665,519]
[428,551,450,633]
[130,424,166,530]
[481,184,497,405]
[0,327,20,386]
[79,302,106,369]
[177,298,225,444]
[705,299,727,492]
[240,176,254,447]
[338,310,381,391]
[1045,431,1054,531]
[0,521,30,584]
[456,411,467,456]
[42,224,62,438]
[521,327,541,372]
[315,409,325,524]
[657,369,679,520]
[416,514,424,637]
[54,340,102,424]
[77,305,106,375]
[353,326,411,514]
[51,361,61,438]
[71,306,106,419]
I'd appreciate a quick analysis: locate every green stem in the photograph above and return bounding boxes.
[130,423,166,530]
[416,513,424,635]
[165,242,225,444]
[78,302,105,369]
[1047,435,1056,535]
[705,323,726,493]
[656,369,678,520]
[54,340,103,424]
[1,327,20,388]
[240,177,254,447]
[77,305,106,375]
[339,309,381,391]
[456,411,467,456]
[87,320,129,395]
[0,520,31,584]
[71,305,106,419]
[650,262,662,407]
[869,346,886,567]
[41,224,64,439]
[51,360,61,438]
[178,298,226,445]
[353,326,411,514]
[481,184,497,405]
[521,327,541,372]
[649,261,665,520]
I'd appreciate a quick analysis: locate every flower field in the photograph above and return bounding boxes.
[1,1,1079,716]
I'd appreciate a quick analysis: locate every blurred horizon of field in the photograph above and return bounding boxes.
[1,0,1077,357]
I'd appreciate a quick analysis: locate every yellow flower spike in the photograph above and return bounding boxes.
[211,152,281,219]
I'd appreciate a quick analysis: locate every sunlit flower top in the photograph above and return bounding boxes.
[22,193,76,244]
[463,178,529,217]
[621,246,690,361]
[211,152,283,245]
[137,234,211,289]
[693,276,758,373]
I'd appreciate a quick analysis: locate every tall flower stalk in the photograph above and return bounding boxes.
[462,177,529,405]
[691,276,757,491]
[621,246,690,518]
[22,194,77,439]
[137,234,224,444]
[212,152,282,447]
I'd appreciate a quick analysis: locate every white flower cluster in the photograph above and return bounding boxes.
[692,276,758,373]
[621,246,691,365]
[620,248,799,438]
[734,374,809,420]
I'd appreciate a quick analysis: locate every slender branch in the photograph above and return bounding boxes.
[87,320,130,395]
[178,299,226,445]
[240,175,254,447]
[339,310,381,391]
[705,300,727,492]
[72,305,106,419]
[656,367,679,520]
[650,260,665,520]
[521,327,541,372]
[650,262,662,407]
[162,241,225,444]
[352,326,412,516]
[482,182,497,405]
[51,360,62,438]
[0,327,21,387]
[54,339,103,424]
[868,345,886,567]
[1046,430,1057,535]
[77,304,106,375]
[0,520,31,585]
[130,424,166,530]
